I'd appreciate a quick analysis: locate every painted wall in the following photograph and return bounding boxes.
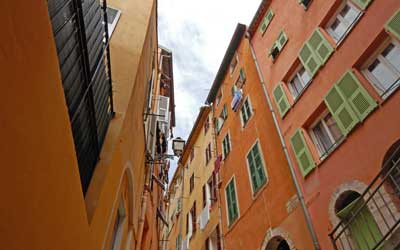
[250,0,400,249]
[0,0,159,249]
[212,34,314,249]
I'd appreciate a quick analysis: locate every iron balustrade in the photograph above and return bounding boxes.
[48,0,114,195]
[329,145,400,250]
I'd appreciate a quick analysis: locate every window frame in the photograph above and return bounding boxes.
[245,140,268,195]
[326,0,362,45]
[230,54,239,76]
[224,176,240,227]
[362,38,400,100]
[106,6,122,38]
[240,96,253,127]
[222,132,232,160]
[288,64,312,101]
[309,110,344,159]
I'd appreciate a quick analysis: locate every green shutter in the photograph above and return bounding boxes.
[336,71,377,122]
[223,104,228,119]
[247,153,258,191]
[308,28,334,65]
[276,30,288,50]
[239,68,246,83]
[260,9,274,35]
[273,83,290,117]
[352,0,374,10]
[385,9,400,40]
[226,180,238,225]
[325,85,359,135]
[299,42,321,77]
[253,144,266,187]
[290,129,315,177]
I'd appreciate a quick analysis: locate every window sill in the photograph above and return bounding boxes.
[290,80,313,107]
[379,79,400,104]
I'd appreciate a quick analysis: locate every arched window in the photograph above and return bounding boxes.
[265,236,291,250]
[382,140,400,198]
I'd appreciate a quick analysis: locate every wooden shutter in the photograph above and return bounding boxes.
[385,9,400,40]
[226,180,238,225]
[247,153,258,191]
[253,144,266,186]
[299,42,321,77]
[290,129,315,177]
[308,28,334,65]
[260,9,274,34]
[157,96,170,123]
[277,30,289,50]
[239,68,246,83]
[273,83,290,117]
[336,71,377,122]
[352,0,374,10]
[202,185,207,208]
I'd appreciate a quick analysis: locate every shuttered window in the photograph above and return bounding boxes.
[269,30,288,60]
[240,97,252,127]
[239,68,246,85]
[386,10,400,40]
[324,71,377,135]
[259,9,274,35]
[352,0,374,10]
[222,133,231,159]
[273,83,290,117]
[246,142,267,193]
[290,129,316,177]
[299,28,334,77]
[225,178,239,225]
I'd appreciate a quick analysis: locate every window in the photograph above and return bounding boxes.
[230,54,238,75]
[190,202,197,234]
[176,235,182,250]
[299,0,312,9]
[290,129,316,177]
[190,148,195,162]
[269,30,288,60]
[259,9,274,35]
[205,143,212,165]
[363,40,400,99]
[273,83,290,117]
[240,97,252,127]
[327,1,361,43]
[310,112,343,158]
[110,198,126,250]
[222,133,231,159]
[246,142,267,193]
[204,116,210,134]
[288,65,312,99]
[216,104,228,133]
[189,174,194,193]
[225,177,239,225]
[216,90,222,106]
[209,174,218,206]
[231,85,238,97]
[106,7,121,38]
[238,68,246,86]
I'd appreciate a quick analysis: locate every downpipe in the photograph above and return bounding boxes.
[136,187,149,249]
[246,33,321,250]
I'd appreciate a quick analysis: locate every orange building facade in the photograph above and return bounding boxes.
[205,24,315,250]
[248,0,400,249]
[0,0,175,250]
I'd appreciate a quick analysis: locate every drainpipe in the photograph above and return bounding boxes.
[136,184,149,249]
[178,163,185,248]
[245,33,321,250]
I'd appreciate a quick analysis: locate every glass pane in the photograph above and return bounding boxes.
[368,58,398,94]
[324,113,343,142]
[107,8,118,25]
[330,18,347,42]
[382,43,400,73]
[340,4,359,25]
[299,67,311,86]
[313,122,333,155]
[289,76,303,98]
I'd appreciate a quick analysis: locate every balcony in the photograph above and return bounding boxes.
[329,144,400,250]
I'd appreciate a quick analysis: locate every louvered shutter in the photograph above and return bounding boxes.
[247,153,258,191]
[324,85,359,135]
[260,9,274,35]
[273,83,290,117]
[277,31,288,50]
[239,68,246,83]
[229,182,238,223]
[253,145,266,185]
[352,0,374,10]
[336,71,377,121]
[308,28,334,65]
[385,10,400,40]
[299,42,321,77]
[290,129,315,177]
[157,96,170,123]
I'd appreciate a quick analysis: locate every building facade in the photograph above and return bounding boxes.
[248,0,400,249]
[165,106,222,250]
[205,24,315,250]
[0,0,175,250]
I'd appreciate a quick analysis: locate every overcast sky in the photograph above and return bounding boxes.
[158,0,261,180]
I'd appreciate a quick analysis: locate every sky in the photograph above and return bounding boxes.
[157,0,261,180]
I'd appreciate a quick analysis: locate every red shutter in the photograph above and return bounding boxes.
[202,185,207,208]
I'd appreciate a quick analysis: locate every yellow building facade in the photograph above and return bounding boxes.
[166,107,223,250]
[0,0,172,250]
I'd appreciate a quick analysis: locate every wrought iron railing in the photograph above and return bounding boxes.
[329,146,400,250]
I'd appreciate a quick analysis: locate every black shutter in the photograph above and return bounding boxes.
[48,0,114,194]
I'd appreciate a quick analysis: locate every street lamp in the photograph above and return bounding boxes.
[172,137,185,157]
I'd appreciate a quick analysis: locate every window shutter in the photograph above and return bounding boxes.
[273,83,290,117]
[253,145,266,185]
[225,184,233,223]
[299,42,321,77]
[157,96,170,123]
[385,9,400,40]
[290,129,315,177]
[352,0,373,10]
[308,28,334,65]
[277,30,288,50]
[239,68,246,83]
[336,71,377,122]
[247,153,258,191]
[324,84,359,135]
[223,104,228,120]
[229,182,238,222]
[260,9,274,34]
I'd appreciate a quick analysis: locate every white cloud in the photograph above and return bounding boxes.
[158,0,261,181]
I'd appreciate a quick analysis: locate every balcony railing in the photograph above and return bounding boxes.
[329,145,400,250]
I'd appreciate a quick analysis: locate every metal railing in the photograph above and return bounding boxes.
[329,146,400,250]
